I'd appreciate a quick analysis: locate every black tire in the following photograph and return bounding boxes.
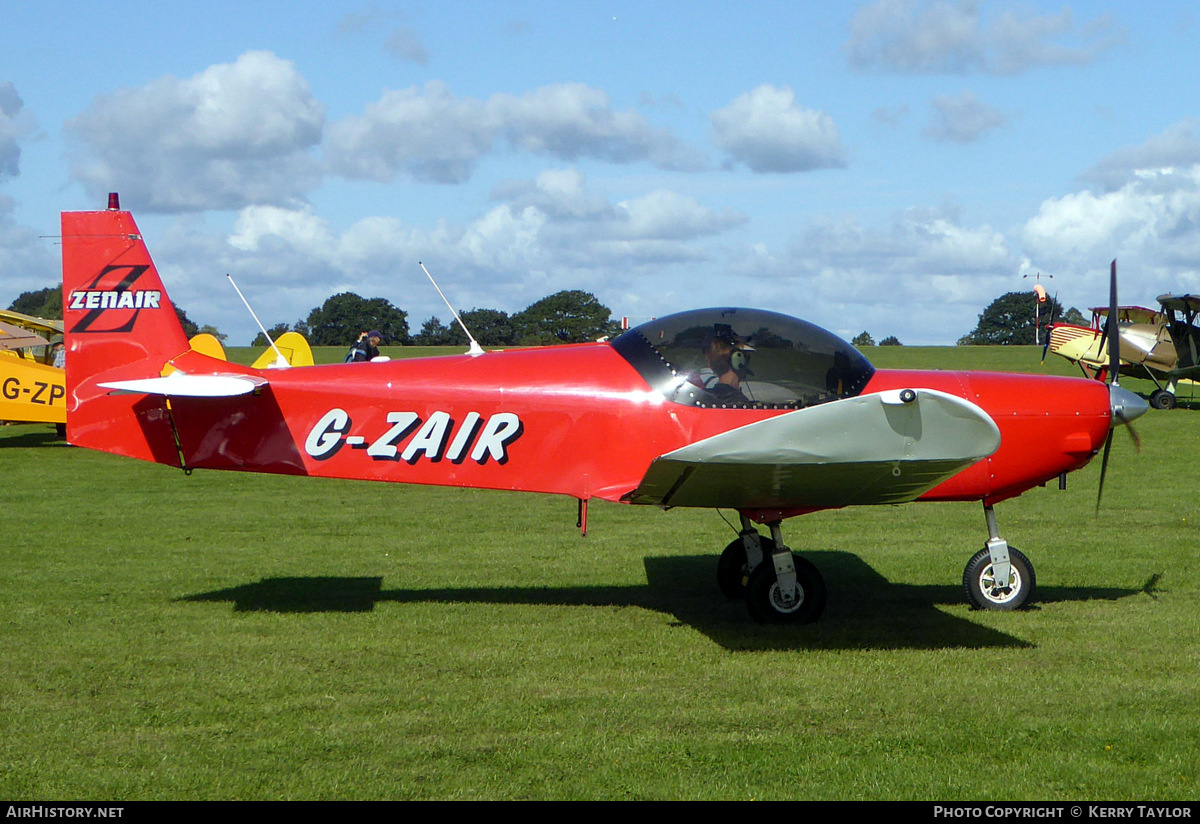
[717,534,775,599]
[962,546,1035,611]
[745,554,826,624]
[1150,390,1177,410]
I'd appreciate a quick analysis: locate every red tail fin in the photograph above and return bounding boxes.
[62,198,191,460]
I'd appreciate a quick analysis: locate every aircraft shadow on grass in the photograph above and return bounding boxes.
[0,429,67,448]
[178,550,1142,652]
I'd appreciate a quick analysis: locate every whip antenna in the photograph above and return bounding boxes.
[226,274,290,368]
[419,261,484,356]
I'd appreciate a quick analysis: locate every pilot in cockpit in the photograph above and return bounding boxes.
[692,324,752,404]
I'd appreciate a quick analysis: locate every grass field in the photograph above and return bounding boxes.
[1,346,1197,800]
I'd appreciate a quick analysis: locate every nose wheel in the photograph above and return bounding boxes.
[963,503,1036,611]
[963,545,1035,610]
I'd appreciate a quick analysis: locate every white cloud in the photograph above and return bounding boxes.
[710,85,846,173]
[229,204,334,255]
[616,190,745,241]
[845,0,1122,75]
[0,81,37,179]
[719,206,1016,344]
[1080,119,1200,192]
[325,82,698,185]
[490,83,692,168]
[922,91,1008,143]
[66,51,324,212]
[1024,166,1200,269]
[384,26,430,65]
[149,171,747,344]
[323,81,494,184]
[491,168,614,220]
[0,202,58,305]
[1022,125,1200,299]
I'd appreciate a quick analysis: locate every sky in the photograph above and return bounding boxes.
[2,0,1199,346]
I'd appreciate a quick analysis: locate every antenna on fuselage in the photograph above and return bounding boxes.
[418,261,485,357]
[226,274,290,368]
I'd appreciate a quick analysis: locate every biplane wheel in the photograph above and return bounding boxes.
[962,546,1035,611]
[744,555,826,624]
[1150,390,1176,410]
[717,535,775,599]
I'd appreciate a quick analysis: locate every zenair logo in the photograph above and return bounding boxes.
[68,264,162,334]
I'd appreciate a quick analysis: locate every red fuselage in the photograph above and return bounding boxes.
[69,343,1113,518]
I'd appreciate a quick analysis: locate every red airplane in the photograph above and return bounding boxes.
[61,196,1147,624]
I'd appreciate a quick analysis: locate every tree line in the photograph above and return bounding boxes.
[253,289,620,348]
[7,284,1086,348]
[8,285,620,348]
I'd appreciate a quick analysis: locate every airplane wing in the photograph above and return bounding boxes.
[624,388,1000,509]
[0,320,50,351]
[1089,305,1164,325]
[98,371,269,397]
[1157,294,1200,315]
[0,309,63,338]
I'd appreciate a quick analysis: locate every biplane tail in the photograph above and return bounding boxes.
[62,194,249,463]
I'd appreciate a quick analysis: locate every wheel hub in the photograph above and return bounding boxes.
[979,564,1023,605]
[769,582,805,614]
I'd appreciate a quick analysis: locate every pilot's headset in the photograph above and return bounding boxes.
[730,339,755,377]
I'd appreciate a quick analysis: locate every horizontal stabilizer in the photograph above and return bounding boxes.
[626,388,1000,509]
[99,371,268,398]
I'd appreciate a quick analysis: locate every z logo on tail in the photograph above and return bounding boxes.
[68,264,162,334]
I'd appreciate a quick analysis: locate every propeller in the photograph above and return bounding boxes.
[1096,259,1148,511]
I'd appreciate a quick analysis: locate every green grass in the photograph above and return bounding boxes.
[1,347,1197,800]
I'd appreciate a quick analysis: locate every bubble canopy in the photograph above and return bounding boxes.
[611,308,876,410]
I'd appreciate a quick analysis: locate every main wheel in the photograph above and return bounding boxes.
[962,546,1035,611]
[717,535,775,599]
[1150,390,1177,410]
[745,554,826,624]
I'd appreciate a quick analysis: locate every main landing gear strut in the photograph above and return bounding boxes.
[718,502,1036,624]
[718,515,827,624]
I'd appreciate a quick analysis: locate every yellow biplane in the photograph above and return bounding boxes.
[0,309,67,433]
[1047,298,1198,410]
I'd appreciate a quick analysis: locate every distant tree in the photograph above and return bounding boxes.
[302,293,409,346]
[196,324,227,343]
[415,309,518,347]
[879,335,902,346]
[7,286,61,319]
[414,316,455,346]
[251,323,294,347]
[960,291,1070,346]
[1063,307,1086,326]
[513,290,615,345]
[460,308,517,346]
[175,306,200,338]
[852,331,875,347]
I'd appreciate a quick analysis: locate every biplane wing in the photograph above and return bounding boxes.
[0,310,66,428]
[0,320,50,352]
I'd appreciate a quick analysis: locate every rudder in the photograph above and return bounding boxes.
[62,195,192,461]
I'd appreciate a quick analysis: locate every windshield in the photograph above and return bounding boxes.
[612,308,875,409]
